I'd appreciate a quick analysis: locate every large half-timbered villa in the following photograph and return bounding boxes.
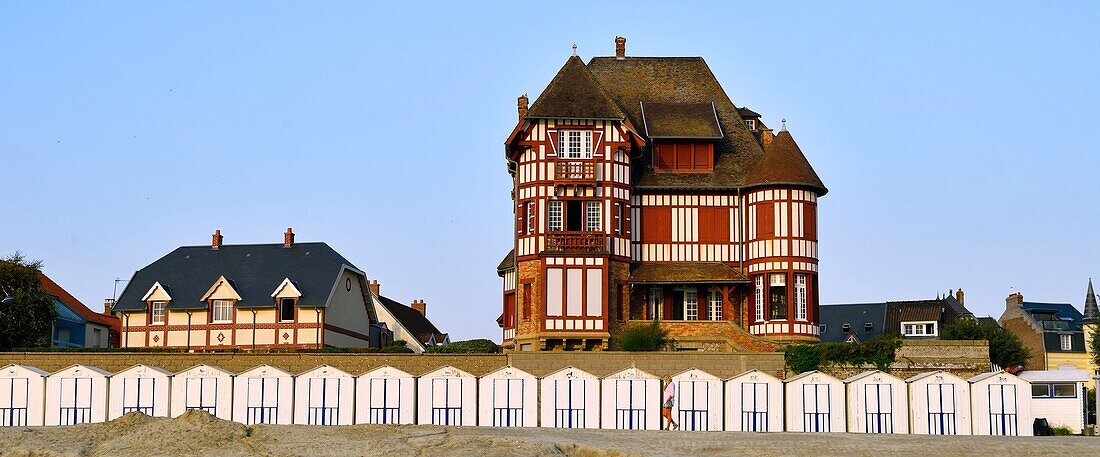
[498,37,826,351]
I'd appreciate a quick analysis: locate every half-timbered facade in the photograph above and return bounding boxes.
[112,229,383,349]
[498,37,827,351]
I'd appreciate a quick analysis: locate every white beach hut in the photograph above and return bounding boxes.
[600,367,660,430]
[0,364,48,427]
[670,368,722,431]
[1019,369,1090,434]
[108,364,172,419]
[969,370,1033,436]
[477,366,537,427]
[170,364,234,420]
[844,370,909,434]
[784,370,845,433]
[44,364,110,426]
[906,370,972,435]
[355,365,415,425]
[232,365,294,425]
[540,366,599,429]
[293,365,354,425]
[417,365,476,426]
[724,369,783,432]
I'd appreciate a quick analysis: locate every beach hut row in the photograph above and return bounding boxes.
[0,363,1035,435]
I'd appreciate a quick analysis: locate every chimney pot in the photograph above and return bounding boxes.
[955,288,964,305]
[212,229,223,250]
[412,299,426,317]
[284,227,295,248]
[104,298,115,314]
[368,279,379,297]
[517,94,529,120]
[615,36,626,59]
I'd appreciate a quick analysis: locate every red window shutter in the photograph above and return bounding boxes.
[804,204,817,239]
[641,206,672,243]
[675,143,692,170]
[694,142,713,171]
[756,202,774,240]
[517,202,526,235]
[699,207,730,244]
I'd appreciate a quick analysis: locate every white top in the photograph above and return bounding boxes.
[663,382,675,401]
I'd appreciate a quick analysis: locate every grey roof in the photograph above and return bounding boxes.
[1085,279,1098,321]
[377,295,447,346]
[114,242,359,311]
[1022,301,1085,329]
[818,303,887,343]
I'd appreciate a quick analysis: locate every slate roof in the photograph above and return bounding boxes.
[1022,301,1085,329]
[525,56,625,120]
[114,242,358,311]
[629,262,748,284]
[377,295,447,346]
[1084,279,1098,321]
[743,130,827,194]
[641,102,723,139]
[884,299,960,336]
[496,249,515,276]
[818,303,887,343]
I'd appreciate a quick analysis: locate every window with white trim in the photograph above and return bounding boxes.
[754,276,764,322]
[684,289,698,321]
[769,273,787,320]
[548,201,563,231]
[745,119,756,131]
[1060,334,1072,351]
[558,130,593,159]
[708,289,722,321]
[585,201,601,232]
[151,301,166,325]
[212,299,233,323]
[902,321,937,337]
[526,202,535,234]
[794,274,807,321]
[647,286,663,320]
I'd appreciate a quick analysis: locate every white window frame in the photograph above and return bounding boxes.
[745,119,756,130]
[901,321,938,337]
[212,299,233,323]
[558,130,593,159]
[648,286,663,320]
[151,301,166,325]
[585,201,601,232]
[548,201,563,232]
[794,274,807,321]
[708,289,722,321]
[684,288,698,321]
[1060,334,1072,351]
[754,276,764,322]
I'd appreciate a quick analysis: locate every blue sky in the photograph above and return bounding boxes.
[2,2,1098,340]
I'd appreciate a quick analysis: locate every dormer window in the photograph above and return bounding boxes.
[653,141,713,173]
[270,278,302,323]
[745,119,756,131]
[280,298,295,322]
[558,130,592,159]
[151,301,166,325]
[212,299,233,323]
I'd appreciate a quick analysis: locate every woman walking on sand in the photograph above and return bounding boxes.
[661,375,678,430]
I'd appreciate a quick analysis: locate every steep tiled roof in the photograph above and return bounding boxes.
[743,130,827,194]
[38,271,118,328]
[642,102,722,139]
[629,262,748,284]
[586,56,766,190]
[377,295,447,346]
[496,249,514,276]
[737,106,761,118]
[526,56,624,120]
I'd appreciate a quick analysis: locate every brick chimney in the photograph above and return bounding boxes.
[283,227,295,248]
[412,299,426,316]
[104,298,115,314]
[759,128,775,150]
[211,229,223,250]
[955,288,965,305]
[615,36,626,60]
[368,279,379,297]
[1006,292,1024,309]
[517,94,528,120]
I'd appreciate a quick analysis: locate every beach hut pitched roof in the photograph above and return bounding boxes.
[481,365,535,379]
[785,369,839,383]
[726,368,782,382]
[237,364,292,377]
[359,365,414,378]
[603,366,658,379]
[843,369,903,384]
[113,364,172,377]
[298,364,352,377]
[968,370,1022,383]
[174,363,233,376]
[542,365,598,379]
[670,368,720,381]
[49,364,111,377]
[1,364,49,376]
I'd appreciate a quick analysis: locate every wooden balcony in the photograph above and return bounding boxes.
[545,232,607,253]
[554,160,597,185]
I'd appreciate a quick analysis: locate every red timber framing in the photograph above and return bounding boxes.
[631,193,742,263]
[653,141,714,173]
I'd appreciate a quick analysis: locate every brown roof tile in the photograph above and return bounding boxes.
[38,271,119,329]
[629,262,748,284]
[526,56,624,120]
[642,102,722,139]
[743,130,827,194]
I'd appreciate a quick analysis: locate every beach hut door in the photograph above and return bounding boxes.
[368,378,402,424]
[614,379,647,430]
[491,378,525,427]
[741,382,769,432]
[184,377,218,414]
[245,378,281,425]
[553,379,587,428]
[803,383,830,432]
[431,378,464,426]
[863,384,893,433]
[677,380,710,431]
[121,377,156,415]
[926,383,956,435]
[58,378,93,425]
[307,378,341,425]
[988,384,1018,436]
[0,378,29,426]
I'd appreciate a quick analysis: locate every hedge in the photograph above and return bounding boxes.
[784,335,902,373]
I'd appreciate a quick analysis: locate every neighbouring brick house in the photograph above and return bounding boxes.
[998,284,1096,372]
[497,37,826,351]
[370,279,450,353]
[111,229,386,350]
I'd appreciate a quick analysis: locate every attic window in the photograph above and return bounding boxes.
[864,322,874,332]
[280,298,295,322]
[653,141,713,173]
[841,323,851,333]
[558,130,592,159]
[818,324,827,334]
[151,301,166,325]
[745,119,756,131]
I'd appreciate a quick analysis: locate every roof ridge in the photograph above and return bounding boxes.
[526,55,624,120]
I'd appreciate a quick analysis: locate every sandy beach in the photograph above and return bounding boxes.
[1,411,1097,457]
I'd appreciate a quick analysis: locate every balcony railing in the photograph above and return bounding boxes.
[545,232,607,253]
[555,160,596,185]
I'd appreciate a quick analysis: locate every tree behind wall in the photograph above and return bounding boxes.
[0,253,58,350]
[941,317,1030,369]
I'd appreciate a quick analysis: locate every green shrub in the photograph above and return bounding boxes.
[617,320,675,352]
[784,334,902,374]
[1052,426,1075,436]
[427,339,499,354]
[942,318,1029,368]
[380,341,414,353]
[784,344,823,373]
